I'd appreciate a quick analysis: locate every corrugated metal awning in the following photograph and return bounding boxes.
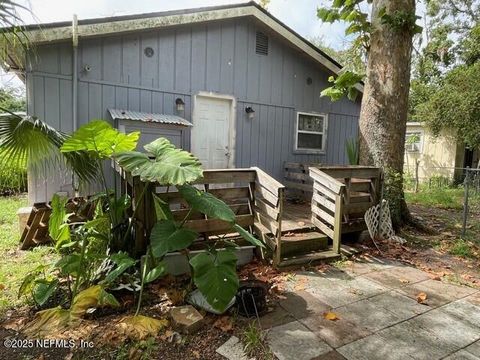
[108,109,192,127]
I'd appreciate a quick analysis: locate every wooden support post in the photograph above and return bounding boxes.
[332,189,344,254]
[274,188,284,266]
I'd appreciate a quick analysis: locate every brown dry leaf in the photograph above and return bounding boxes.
[294,277,309,291]
[399,278,410,284]
[323,311,340,321]
[213,316,233,332]
[191,350,201,359]
[167,289,185,306]
[416,292,428,304]
[117,315,169,341]
[0,284,5,291]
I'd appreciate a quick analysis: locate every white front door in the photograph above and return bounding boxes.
[192,95,233,169]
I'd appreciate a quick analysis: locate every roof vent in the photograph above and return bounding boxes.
[255,31,269,56]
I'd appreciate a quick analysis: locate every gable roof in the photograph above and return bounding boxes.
[13,1,347,77]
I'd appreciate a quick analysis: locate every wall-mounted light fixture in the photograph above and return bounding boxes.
[175,98,185,112]
[245,106,255,120]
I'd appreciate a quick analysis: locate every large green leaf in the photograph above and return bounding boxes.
[144,262,167,284]
[178,184,235,223]
[152,193,173,221]
[33,279,59,306]
[103,252,137,284]
[233,224,265,248]
[48,194,72,249]
[189,250,239,312]
[114,138,203,185]
[61,120,139,159]
[150,220,198,258]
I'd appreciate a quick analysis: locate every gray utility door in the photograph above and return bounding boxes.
[192,95,233,169]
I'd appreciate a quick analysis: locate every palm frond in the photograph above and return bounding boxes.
[0,0,31,64]
[0,111,99,183]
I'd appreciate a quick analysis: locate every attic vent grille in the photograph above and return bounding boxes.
[255,31,269,55]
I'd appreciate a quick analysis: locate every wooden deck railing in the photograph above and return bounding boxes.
[309,166,382,254]
[117,166,285,257]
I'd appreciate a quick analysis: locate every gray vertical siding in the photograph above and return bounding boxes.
[26,17,360,203]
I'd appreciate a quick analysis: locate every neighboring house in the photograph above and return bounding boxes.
[404,122,479,183]
[6,2,362,204]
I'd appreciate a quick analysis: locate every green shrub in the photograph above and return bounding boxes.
[0,163,27,195]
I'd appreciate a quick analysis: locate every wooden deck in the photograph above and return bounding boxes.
[282,202,314,232]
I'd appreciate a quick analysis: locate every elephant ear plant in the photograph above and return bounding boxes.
[20,119,264,338]
[115,138,265,314]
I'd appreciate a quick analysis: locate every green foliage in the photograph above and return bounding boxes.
[449,239,473,258]
[0,87,25,112]
[48,194,72,250]
[405,187,464,210]
[0,0,31,65]
[114,138,203,185]
[178,184,235,223]
[459,24,480,65]
[150,220,198,258]
[317,1,371,51]
[190,250,239,312]
[0,113,99,182]
[345,138,359,165]
[417,62,480,148]
[61,120,140,159]
[321,71,363,102]
[103,252,137,284]
[379,8,422,34]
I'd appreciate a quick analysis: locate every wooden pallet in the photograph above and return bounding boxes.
[20,203,52,250]
[19,197,96,250]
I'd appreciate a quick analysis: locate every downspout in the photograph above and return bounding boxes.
[72,15,79,195]
[72,14,78,131]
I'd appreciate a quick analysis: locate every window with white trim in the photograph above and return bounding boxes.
[405,131,423,153]
[294,112,327,153]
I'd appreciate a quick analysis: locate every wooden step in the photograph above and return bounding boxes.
[278,249,341,267]
[281,231,328,257]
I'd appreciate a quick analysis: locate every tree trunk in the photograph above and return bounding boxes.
[359,0,415,226]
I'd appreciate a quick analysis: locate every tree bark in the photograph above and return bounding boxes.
[359,0,415,226]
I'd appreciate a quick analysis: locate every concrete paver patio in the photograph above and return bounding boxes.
[262,257,480,360]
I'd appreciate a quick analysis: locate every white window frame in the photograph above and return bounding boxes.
[405,131,424,153]
[294,111,328,154]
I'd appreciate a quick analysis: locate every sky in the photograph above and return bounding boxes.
[1,0,350,89]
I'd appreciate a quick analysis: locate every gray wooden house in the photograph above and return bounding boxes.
[8,1,362,204]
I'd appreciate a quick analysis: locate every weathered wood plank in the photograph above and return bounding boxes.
[319,167,380,180]
[311,204,335,226]
[207,187,250,201]
[309,167,345,194]
[332,193,343,254]
[253,167,285,192]
[184,214,254,233]
[254,197,280,221]
[192,169,256,184]
[255,185,279,207]
[313,181,337,201]
[311,217,334,238]
[312,193,336,213]
[255,212,279,235]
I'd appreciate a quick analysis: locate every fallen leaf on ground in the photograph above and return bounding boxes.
[323,311,340,321]
[0,284,5,291]
[117,315,169,341]
[416,292,428,304]
[191,350,201,359]
[213,316,233,332]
